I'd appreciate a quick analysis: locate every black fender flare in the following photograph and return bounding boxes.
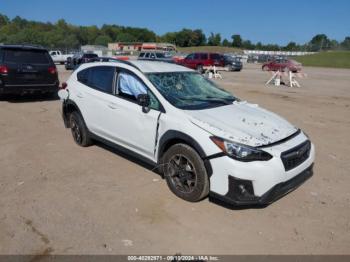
[62,99,83,128]
[157,130,213,177]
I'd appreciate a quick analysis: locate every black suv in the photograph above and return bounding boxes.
[0,45,59,96]
[223,55,243,71]
[65,52,98,70]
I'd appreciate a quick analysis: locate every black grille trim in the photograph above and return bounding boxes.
[281,140,311,171]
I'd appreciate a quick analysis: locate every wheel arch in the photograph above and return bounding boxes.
[157,130,213,177]
[62,99,83,128]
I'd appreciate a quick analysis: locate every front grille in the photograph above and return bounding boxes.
[281,140,311,171]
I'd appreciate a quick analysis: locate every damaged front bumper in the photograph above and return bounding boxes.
[207,131,315,206]
[210,164,313,206]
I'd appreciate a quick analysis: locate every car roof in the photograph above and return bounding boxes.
[191,52,220,55]
[78,60,193,73]
[0,44,47,51]
[128,60,193,73]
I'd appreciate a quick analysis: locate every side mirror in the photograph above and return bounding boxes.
[137,94,150,113]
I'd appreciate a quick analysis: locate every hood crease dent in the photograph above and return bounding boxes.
[187,101,298,147]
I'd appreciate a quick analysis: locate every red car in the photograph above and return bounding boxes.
[262,58,302,72]
[177,52,225,72]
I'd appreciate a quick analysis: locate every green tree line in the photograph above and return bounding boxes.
[0,13,349,51]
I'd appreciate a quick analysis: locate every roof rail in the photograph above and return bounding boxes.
[0,44,46,49]
[115,59,141,72]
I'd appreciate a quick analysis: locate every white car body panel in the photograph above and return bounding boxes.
[62,61,315,205]
[186,101,298,147]
[209,132,315,196]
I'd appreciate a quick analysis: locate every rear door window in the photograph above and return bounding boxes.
[88,66,115,93]
[186,54,195,60]
[4,49,50,64]
[200,53,208,60]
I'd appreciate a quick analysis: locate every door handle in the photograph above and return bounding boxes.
[108,103,118,109]
[76,92,84,98]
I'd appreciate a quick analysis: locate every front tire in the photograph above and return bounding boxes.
[162,144,209,202]
[69,111,92,147]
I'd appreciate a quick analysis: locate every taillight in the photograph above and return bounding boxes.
[48,66,57,74]
[0,65,8,74]
[60,82,68,90]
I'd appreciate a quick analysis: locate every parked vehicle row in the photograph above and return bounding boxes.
[137,51,243,72]
[176,52,243,72]
[0,45,59,96]
[57,60,315,206]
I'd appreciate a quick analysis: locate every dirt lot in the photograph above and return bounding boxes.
[0,63,349,255]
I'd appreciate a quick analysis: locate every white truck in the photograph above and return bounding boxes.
[49,50,73,65]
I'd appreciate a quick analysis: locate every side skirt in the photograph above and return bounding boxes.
[89,132,158,168]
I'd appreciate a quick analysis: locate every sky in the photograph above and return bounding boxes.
[0,0,349,45]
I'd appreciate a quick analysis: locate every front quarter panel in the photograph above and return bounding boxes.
[156,111,221,162]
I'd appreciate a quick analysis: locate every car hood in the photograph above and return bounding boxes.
[186,101,298,147]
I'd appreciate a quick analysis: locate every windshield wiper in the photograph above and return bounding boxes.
[205,96,235,103]
[181,97,233,105]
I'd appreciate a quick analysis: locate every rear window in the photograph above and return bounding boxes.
[83,53,98,58]
[4,49,50,64]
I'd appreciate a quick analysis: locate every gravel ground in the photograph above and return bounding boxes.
[0,63,349,255]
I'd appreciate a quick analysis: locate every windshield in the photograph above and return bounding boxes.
[84,53,98,58]
[225,56,240,62]
[147,72,236,110]
[155,53,166,58]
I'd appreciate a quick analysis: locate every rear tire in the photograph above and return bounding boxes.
[69,111,92,147]
[162,144,209,202]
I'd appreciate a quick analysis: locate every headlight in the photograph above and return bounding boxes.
[210,136,272,161]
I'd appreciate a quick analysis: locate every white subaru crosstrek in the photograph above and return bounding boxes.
[58,60,315,206]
